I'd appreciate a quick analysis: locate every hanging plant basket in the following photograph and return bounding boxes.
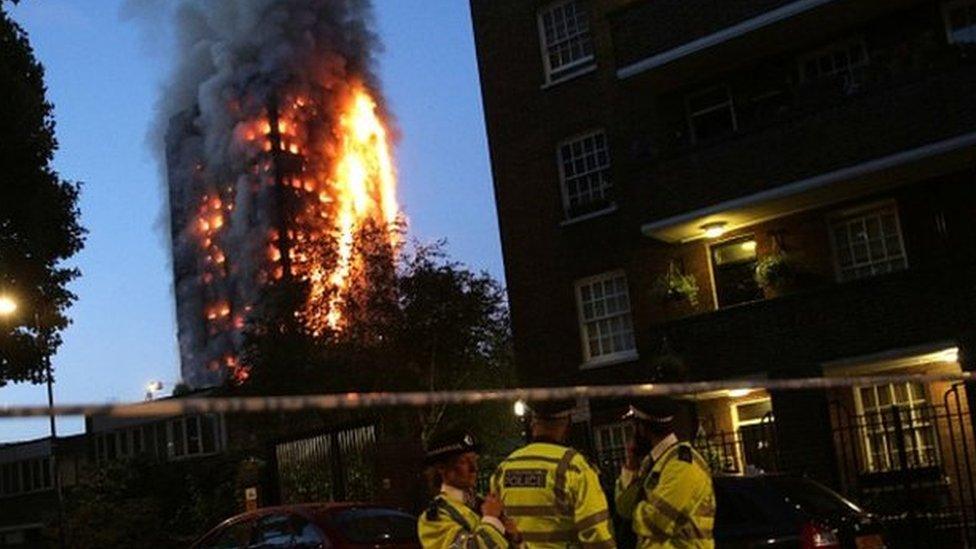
[652,260,700,307]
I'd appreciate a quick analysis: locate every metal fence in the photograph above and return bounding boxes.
[274,423,378,504]
[691,384,976,548]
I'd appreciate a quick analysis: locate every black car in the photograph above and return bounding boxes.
[714,475,885,548]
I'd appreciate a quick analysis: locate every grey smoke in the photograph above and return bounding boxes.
[124,0,385,388]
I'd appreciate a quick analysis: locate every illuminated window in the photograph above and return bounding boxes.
[575,271,636,365]
[558,131,613,219]
[710,237,762,308]
[944,1,976,44]
[687,86,737,143]
[538,0,595,84]
[856,382,939,472]
[830,203,907,282]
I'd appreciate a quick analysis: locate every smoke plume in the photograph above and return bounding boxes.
[129,0,396,388]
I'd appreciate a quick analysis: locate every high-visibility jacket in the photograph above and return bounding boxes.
[491,441,616,549]
[418,491,509,549]
[615,442,715,548]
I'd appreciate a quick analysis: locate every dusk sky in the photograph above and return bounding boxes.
[0,1,504,442]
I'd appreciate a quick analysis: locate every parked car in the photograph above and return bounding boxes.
[714,474,886,548]
[190,502,420,549]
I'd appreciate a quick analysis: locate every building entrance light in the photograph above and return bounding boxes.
[701,222,728,239]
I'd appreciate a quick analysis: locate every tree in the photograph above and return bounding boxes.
[0,3,85,386]
[238,236,519,452]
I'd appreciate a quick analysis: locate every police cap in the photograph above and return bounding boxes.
[424,430,481,465]
[622,397,678,425]
[529,398,576,420]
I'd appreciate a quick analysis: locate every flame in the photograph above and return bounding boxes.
[300,83,399,334]
[192,81,399,383]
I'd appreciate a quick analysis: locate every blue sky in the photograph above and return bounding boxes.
[0,1,503,442]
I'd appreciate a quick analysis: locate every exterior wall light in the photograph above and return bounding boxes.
[701,222,728,239]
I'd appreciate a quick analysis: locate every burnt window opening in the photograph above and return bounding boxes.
[710,236,763,308]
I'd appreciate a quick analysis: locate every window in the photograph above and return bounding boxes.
[710,237,763,308]
[856,382,939,472]
[687,86,737,143]
[830,203,907,282]
[799,38,869,89]
[593,422,634,475]
[575,272,636,365]
[0,457,52,497]
[557,131,613,219]
[538,0,595,83]
[944,1,976,44]
[167,414,222,459]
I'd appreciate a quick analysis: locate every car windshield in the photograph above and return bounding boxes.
[767,477,863,516]
[329,507,417,544]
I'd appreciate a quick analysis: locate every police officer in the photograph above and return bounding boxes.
[615,398,715,548]
[492,399,616,549]
[418,430,512,548]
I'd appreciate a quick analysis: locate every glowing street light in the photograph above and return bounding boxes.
[513,399,527,418]
[145,380,165,401]
[0,295,17,316]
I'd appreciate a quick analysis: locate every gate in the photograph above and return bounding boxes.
[830,383,976,547]
[274,423,378,504]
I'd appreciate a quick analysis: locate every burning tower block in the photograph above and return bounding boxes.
[160,2,398,389]
[166,85,398,388]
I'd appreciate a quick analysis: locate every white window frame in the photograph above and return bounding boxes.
[686,85,737,144]
[853,382,940,473]
[575,270,638,368]
[537,0,596,85]
[166,414,222,461]
[729,397,775,472]
[0,457,53,498]
[943,0,976,44]
[556,130,615,221]
[828,201,908,282]
[593,421,634,472]
[798,37,870,89]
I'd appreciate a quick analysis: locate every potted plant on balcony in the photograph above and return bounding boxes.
[754,250,795,298]
[652,260,700,308]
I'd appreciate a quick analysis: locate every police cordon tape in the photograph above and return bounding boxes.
[1,371,972,418]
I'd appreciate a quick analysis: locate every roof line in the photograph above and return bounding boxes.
[617,0,837,79]
[640,131,976,236]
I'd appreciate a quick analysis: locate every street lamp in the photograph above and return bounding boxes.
[0,294,66,548]
[0,295,17,315]
[513,399,527,418]
[145,380,165,401]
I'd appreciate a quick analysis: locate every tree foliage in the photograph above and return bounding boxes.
[0,4,85,386]
[239,236,518,450]
[60,455,240,548]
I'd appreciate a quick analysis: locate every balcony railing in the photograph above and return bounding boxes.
[648,50,976,220]
[646,259,976,379]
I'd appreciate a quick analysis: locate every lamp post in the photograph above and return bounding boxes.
[0,294,66,548]
[513,399,529,444]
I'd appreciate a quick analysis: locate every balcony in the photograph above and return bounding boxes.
[645,259,976,380]
[641,54,976,239]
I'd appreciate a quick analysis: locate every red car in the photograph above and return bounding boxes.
[190,502,420,549]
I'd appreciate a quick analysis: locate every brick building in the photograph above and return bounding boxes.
[470,0,976,527]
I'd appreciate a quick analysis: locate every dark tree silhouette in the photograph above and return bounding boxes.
[0,3,86,385]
